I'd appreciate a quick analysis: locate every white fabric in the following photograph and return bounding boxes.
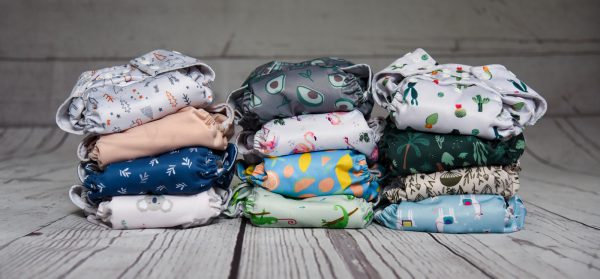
[372,49,547,140]
[69,185,227,229]
[236,110,379,160]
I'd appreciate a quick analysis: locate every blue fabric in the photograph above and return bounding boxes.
[375,194,525,233]
[81,144,237,203]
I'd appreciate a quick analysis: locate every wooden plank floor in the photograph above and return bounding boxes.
[0,117,599,279]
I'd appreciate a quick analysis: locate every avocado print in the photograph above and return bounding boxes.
[297,86,324,107]
[265,74,285,94]
[250,94,263,108]
[509,79,528,92]
[328,73,346,87]
[334,98,355,110]
[454,104,467,118]
[472,95,490,112]
[424,113,438,129]
[403,82,419,106]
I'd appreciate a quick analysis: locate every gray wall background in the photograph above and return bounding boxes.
[1,0,599,126]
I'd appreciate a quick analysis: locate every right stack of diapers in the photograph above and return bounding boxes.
[371,49,547,233]
[56,50,238,229]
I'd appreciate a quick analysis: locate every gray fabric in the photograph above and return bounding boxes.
[56,49,215,135]
[227,57,373,131]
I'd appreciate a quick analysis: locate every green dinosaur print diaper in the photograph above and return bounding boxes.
[227,185,374,228]
[377,118,524,177]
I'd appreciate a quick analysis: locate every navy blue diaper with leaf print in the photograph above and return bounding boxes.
[80,144,237,203]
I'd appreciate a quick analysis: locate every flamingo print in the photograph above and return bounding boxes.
[326,113,342,125]
[343,137,355,150]
[292,132,317,153]
[257,127,279,154]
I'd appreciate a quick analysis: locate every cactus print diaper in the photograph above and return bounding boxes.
[70,185,226,229]
[377,118,525,176]
[56,49,215,135]
[236,150,380,201]
[375,194,525,233]
[228,57,373,131]
[237,110,378,160]
[372,48,547,140]
[80,144,237,203]
[383,165,520,203]
[226,186,373,228]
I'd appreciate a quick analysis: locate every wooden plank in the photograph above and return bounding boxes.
[1,55,600,126]
[0,215,242,278]
[431,203,600,279]
[0,0,598,59]
[238,224,490,278]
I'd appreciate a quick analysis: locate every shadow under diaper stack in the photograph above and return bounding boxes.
[56,50,238,229]
[226,58,381,228]
[371,49,547,233]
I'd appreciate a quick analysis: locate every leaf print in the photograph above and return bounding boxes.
[441,152,455,166]
[175,183,187,191]
[516,140,526,150]
[119,168,131,178]
[183,94,192,106]
[149,158,159,166]
[166,165,176,176]
[181,157,192,168]
[424,113,438,129]
[434,135,444,149]
[509,79,528,92]
[513,102,525,111]
[117,188,127,194]
[274,119,285,125]
[473,141,489,165]
[396,133,430,169]
[120,100,132,113]
[298,70,313,82]
[97,183,105,193]
[139,172,149,184]
[458,152,468,159]
[156,185,167,192]
[189,148,198,152]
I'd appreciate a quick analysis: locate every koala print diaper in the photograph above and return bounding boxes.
[375,194,526,233]
[69,185,226,229]
[228,57,373,131]
[56,49,215,135]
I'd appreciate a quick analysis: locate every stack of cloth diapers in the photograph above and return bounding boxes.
[226,58,382,228]
[56,50,238,229]
[371,49,547,233]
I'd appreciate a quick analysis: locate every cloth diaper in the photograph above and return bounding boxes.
[225,185,373,228]
[376,118,524,176]
[383,165,520,203]
[78,103,235,168]
[236,150,380,201]
[372,49,547,140]
[56,49,215,134]
[237,110,379,160]
[70,185,227,229]
[375,194,525,233]
[80,144,237,203]
[228,57,373,131]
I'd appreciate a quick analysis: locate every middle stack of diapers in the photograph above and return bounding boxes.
[226,57,381,228]
[57,50,238,229]
[371,49,547,233]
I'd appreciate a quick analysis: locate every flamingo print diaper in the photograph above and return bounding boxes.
[237,110,378,160]
[80,144,237,203]
[226,186,373,228]
[56,49,215,135]
[236,150,380,201]
[227,57,373,131]
[372,48,547,140]
[70,185,227,229]
[375,194,526,233]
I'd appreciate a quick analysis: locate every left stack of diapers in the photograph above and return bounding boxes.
[56,50,238,229]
